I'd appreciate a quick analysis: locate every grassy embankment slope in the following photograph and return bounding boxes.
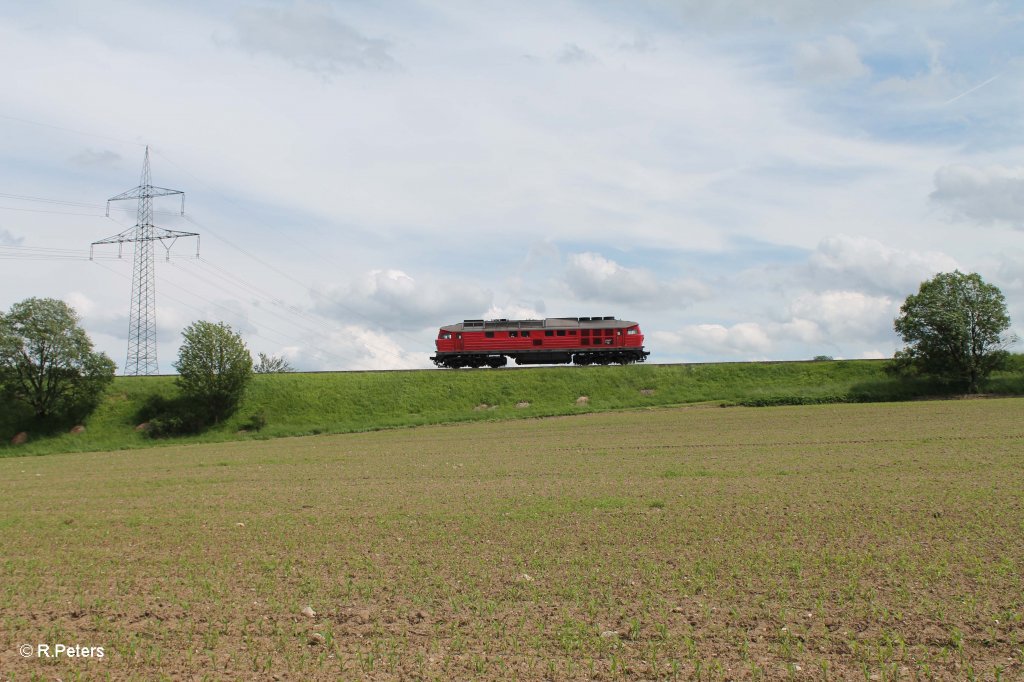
[2,358,1022,457]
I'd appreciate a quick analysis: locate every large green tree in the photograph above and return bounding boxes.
[893,271,1017,393]
[174,321,252,423]
[0,297,116,420]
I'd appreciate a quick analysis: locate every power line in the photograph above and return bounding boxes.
[93,259,376,369]
[181,213,430,349]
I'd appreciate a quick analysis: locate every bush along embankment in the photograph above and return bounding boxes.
[2,357,1022,457]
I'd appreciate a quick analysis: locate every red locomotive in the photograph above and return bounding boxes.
[431,316,650,368]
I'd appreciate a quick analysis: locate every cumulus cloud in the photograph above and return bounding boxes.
[0,229,23,246]
[809,234,959,295]
[484,303,546,320]
[229,1,397,74]
[931,164,1024,227]
[650,289,897,361]
[653,322,773,358]
[313,269,492,331]
[794,35,868,83]
[292,324,430,370]
[789,290,897,342]
[565,252,709,308]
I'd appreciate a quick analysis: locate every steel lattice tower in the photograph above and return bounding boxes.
[91,147,199,375]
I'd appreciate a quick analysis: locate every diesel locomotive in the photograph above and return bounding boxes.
[430,316,650,368]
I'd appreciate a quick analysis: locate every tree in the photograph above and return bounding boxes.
[174,321,252,423]
[893,271,1017,393]
[0,298,116,420]
[254,352,294,374]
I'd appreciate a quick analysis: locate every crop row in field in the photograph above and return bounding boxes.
[1,398,1022,679]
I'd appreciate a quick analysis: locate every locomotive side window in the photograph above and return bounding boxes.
[485,332,495,338]
[509,331,518,338]
[522,331,531,337]
[545,331,554,337]
[556,330,566,336]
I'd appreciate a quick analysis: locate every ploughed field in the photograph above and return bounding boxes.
[1,399,1022,681]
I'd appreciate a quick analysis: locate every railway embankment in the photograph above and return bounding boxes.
[3,358,1022,457]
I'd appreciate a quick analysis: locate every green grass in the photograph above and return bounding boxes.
[3,358,1022,457]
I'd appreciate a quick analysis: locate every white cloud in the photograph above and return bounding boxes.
[294,324,430,371]
[809,234,959,295]
[931,164,1024,227]
[795,36,869,82]
[653,322,773,357]
[64,291,96,317]
[565,252,709,307]
[313,269,492,331]
[780,317,822,344]
[484,303,546,320]
[790,290,897,341]
[227,1,397,74]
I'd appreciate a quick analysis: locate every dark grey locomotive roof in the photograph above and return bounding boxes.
[440,316,639,332]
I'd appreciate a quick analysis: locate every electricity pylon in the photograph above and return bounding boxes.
[91,146,199,375]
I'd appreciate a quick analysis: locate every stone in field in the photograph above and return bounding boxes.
[308,632,325,646]
[576,396,589,405]
[11,432,28,445]
[70,425,86,434]
[516,401,530,408]
[300,606,316,618]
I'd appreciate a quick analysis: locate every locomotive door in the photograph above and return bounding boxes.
[455,333,464,351]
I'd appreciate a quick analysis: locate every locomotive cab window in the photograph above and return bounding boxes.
[627,328,638,335]
[439,333,452,340]
[509,331,518,338]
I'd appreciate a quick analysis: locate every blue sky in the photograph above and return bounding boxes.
[1,0,1022,370]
